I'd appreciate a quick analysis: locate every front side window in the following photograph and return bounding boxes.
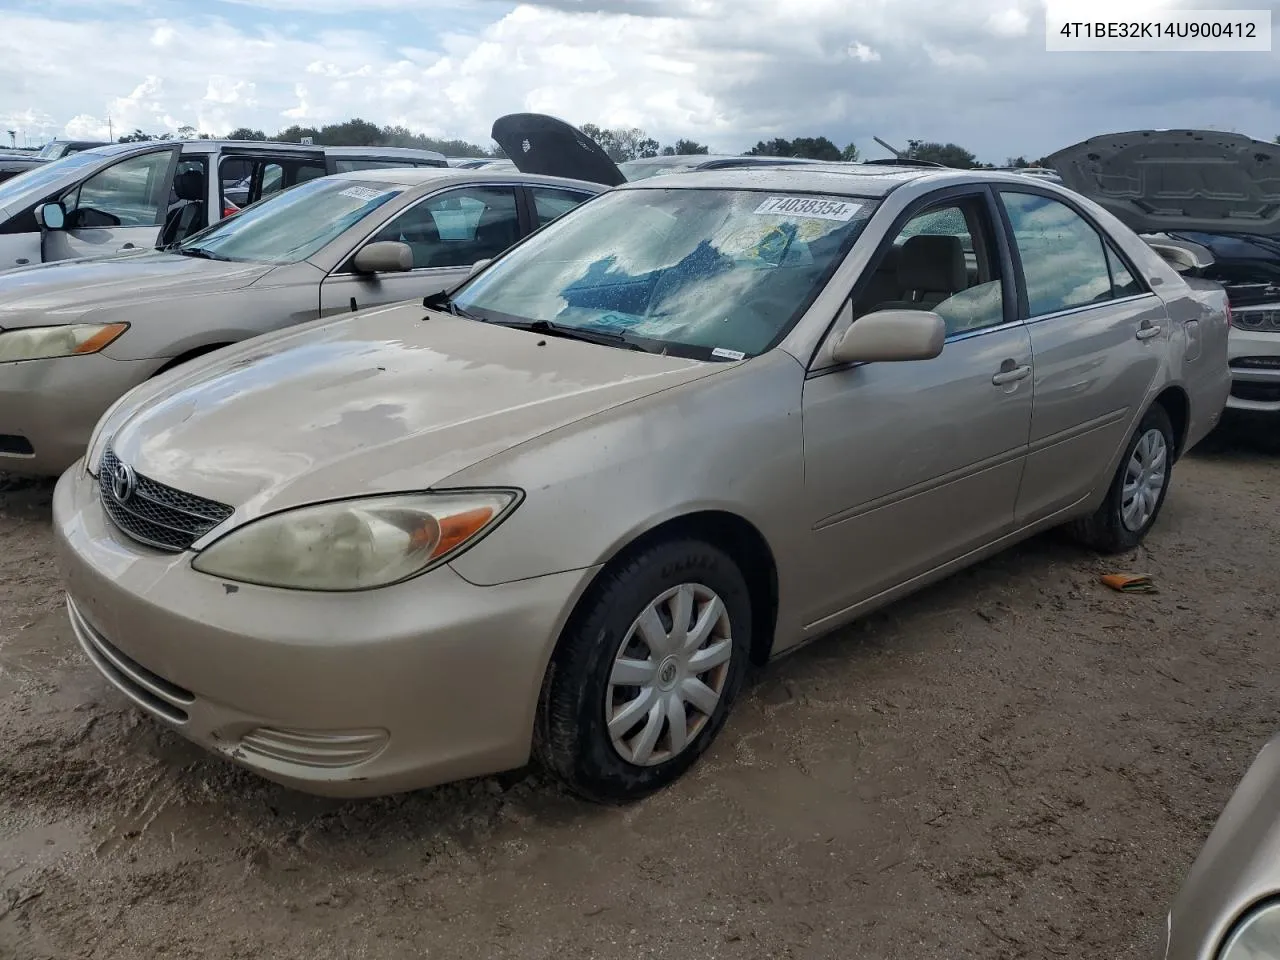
[1000,191,1116,318]
[370,186,519,269]
[65,150,174,228]
[850,196,1005,337]
[531,186,592,227]
[177,177,403,264]
[452,187,876,359]
[0,152,98,210]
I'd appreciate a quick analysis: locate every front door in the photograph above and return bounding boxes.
[799,190,1033,626]
[995,189,1170,523]
[319,184,524,317]
[44,147,179,262]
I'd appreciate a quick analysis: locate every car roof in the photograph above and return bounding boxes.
[614,163,946,197]
[330,167,608,193]
[324,145,448,162]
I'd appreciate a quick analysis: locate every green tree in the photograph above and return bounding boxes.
[745,137,793,157]
[1005,155,1029,168]
[664,138,709,155]
[906,139,980,168]
[789,136,841,161]
[227,127,268,141]
[117,128,166,142]
[580,123,661,162]
[840,142,860,162]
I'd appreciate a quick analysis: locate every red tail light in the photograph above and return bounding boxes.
[222,201,240,218]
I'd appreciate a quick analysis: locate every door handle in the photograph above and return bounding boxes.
[1135,321,1162,341]
[992,364,1031,386]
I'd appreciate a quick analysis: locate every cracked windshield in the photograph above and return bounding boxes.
[452,188,878,358]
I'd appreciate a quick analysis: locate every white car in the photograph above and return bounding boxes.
[0,140,447,273]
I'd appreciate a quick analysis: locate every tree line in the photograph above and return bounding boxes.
[112,116,1111,167]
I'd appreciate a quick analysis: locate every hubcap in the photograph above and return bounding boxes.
[1121,428,1168,532]
[605,583,733,767]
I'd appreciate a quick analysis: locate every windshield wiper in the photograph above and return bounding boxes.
[177,246,231,261]
[498,319,651,352]
[423,290,481,321]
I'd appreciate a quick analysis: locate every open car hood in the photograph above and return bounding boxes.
[1047,130,1280,237]
[492,113,627,187]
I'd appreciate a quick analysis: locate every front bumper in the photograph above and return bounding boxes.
[0,353,162,477]
[1226,324,1280,414]
[53,466,598,797]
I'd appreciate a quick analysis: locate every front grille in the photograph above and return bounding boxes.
[1231,381,1280,403]
[67,596,193,725]
[98,447,234,552]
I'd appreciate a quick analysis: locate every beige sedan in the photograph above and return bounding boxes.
[54,165,1230,803]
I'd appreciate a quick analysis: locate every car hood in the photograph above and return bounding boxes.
[492,113,627,187]
[107,304,720,517]
[1047,130,1280,237]
[0,253,273,328]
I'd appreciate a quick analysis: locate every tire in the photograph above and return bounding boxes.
[534,538,752,804]
[1068,404,1175,554]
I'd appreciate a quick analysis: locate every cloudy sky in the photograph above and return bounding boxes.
[2,0,1277,162]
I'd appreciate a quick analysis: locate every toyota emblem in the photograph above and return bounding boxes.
[110,461,137,503]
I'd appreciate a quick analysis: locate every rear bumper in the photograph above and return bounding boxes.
[0,353,161,477]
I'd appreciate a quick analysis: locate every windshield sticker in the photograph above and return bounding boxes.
[711,347,746,361]
[339,185,391,202]
[753,196,863,221]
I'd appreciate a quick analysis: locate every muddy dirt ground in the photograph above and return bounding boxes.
[2,418,1278,960]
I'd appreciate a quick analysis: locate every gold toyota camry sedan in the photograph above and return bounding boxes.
[53,160,1231,803]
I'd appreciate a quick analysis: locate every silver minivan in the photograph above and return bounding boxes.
[0,140,447,272]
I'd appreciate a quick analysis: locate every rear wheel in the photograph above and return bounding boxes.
[534,539,751,803]
[1069,404,1175,554]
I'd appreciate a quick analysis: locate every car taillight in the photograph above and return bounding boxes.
[222,202,240,218]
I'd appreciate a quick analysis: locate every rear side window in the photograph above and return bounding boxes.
[1105,244,1143,297]
[1000,191,1116,318]
[530,186,593,227]
[333,159,407,173]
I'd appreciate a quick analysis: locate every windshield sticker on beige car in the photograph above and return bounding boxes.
[753,196,864,221]
[339,185,393,202]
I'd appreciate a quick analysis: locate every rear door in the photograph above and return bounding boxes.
[995,187,1169,524]
[44,146,179,262]
[318,183,527,317]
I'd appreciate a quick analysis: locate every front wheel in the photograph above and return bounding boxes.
[1069,404,1175,554]
[534,539,752,804]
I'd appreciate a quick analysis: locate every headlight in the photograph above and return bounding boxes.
[0,323,129,363]
[1231,309,1280,333]
[1219,901,1280,959]
[191,490,521,591]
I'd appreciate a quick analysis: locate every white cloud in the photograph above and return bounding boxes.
[986,8,1030,37]
[0,0,1277,161]
[848,41,882,62]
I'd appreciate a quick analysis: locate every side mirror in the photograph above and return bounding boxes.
[830,309,946,365]
[468,257,492,278]
[35,202,65,231]
[352,240,413,274]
